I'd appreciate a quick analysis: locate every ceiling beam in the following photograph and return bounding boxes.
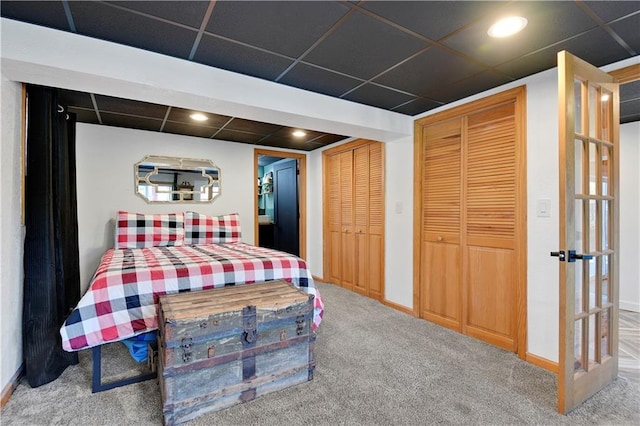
[1,18,412,143]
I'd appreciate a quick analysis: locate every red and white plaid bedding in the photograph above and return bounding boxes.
[60,242,324,351]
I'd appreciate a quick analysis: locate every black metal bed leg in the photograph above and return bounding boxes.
[91,345,157,393]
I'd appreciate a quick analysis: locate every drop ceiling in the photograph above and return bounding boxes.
[2,1,639,150]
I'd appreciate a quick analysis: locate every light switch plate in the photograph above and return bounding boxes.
[395,201,403,214]
[536,199,551,217]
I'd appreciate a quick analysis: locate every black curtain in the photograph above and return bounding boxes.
[23,86,81,387]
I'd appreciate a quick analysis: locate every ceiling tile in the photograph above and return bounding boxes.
[167,107,232,127]
[427,71,514,104]
[374,46,484,98]
[304,9,429,80]
[267,127,325,145]
[108,1,210,29]
[621,80,640,101]
[361,1,505,41]
[391,97,442,116]
[443,1,598,67]
[58,89,95,110]
[163,121,218,138]
[214,129,268,144]
[94,95,169,119]
[67,107,99,124]
[497,27,631,80]
[1,1,70,31]
[621,80,640,124]
[69,1,197,59]
[99,112,163,132]
[608,13,640,53]
[257,134,310,151]
[583,1,640,23]
[223,118,282,135]
[206,1,350,57]
[193,33,294,81]
[307,134,349,146]
[621,97,640,123]
[279,62,363,97]
[342,83,415,110]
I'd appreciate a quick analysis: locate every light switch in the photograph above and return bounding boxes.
[395,201,403,214]
[536,199,551,217]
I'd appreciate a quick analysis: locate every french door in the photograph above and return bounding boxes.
[556,50,619,414]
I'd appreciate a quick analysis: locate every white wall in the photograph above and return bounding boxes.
[620,122,640,312]
[75,124,264,291]
[0,75,25,395]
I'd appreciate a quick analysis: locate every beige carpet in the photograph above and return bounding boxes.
[2,282,639,425]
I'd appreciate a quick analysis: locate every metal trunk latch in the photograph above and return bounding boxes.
[296,315,305,335]
[242,305,257,346]
[181,337,193,363]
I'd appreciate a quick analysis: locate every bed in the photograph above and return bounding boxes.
[59,211,324,391]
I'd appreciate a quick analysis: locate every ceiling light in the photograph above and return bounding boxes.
[190,113,208,122]
[487,16,528,38]
[292,130,306,137]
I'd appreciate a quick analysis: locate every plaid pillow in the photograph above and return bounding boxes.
[115,211,184,249]
[184,212,242,245]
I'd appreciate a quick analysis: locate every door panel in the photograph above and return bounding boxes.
[465,246,516,351]
[557,50,619,414]
[464,102,517,350]
[328,154,341,284]
[339,151,354,290]
[273,159,299,256]
[354,232,368,295]
[421,242,461,330]
[368,143,384,300]
[421,119,462,330]
[368,233,383,299]
[354,146,369,295]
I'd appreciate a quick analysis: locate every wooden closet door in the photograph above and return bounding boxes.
[353,145,369,296]
[339,150,355,290]
[464,102,518,351]
[327,153,342,285]
[420,119,463,331]
[367,142,384,300]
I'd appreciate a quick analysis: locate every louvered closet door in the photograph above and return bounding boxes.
[339,150,355,290]
[367,143,384,300]
[353,145,369,296]
[464,102,518,351]
[421,119,462,331]
[328,154,342,285]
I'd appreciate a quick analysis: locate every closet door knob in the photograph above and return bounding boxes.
[437,236,443,242]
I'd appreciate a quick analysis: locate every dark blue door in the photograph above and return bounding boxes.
[273,159,299,256]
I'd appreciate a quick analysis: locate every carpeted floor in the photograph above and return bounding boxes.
[2,282,639,425]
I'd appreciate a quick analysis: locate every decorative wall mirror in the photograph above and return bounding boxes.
[135,155,221,203]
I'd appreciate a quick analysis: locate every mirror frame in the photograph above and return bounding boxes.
[134,155,221,204]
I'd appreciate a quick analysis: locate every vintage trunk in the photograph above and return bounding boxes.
[157,280,316,425]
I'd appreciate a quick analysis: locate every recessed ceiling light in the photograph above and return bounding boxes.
[487,16,528,38]
[190,113,208,122]
[292,130,306,137]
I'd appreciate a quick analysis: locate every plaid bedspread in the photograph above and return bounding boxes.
[60,243,324,351]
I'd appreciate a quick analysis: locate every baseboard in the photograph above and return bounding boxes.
[620,300,640,313]
[525,352,558,374]
[312,275,325,283]
[382,299,415,316]
[1,364,23,408]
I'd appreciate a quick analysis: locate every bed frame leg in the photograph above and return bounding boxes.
[91,345,157,393]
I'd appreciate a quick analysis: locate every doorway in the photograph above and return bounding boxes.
[254,149,307,259]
